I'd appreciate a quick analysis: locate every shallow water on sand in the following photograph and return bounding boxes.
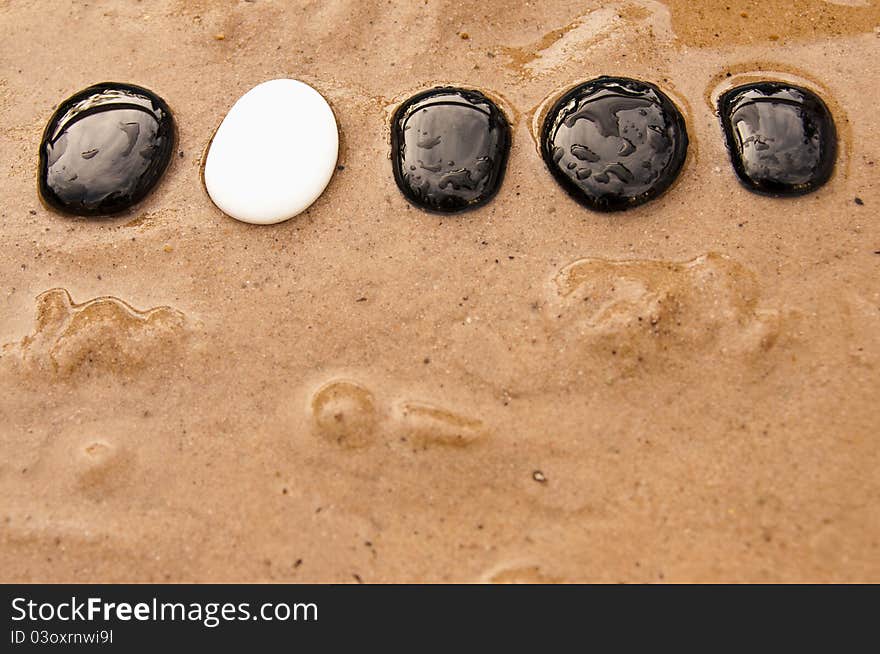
[0,0,878,582]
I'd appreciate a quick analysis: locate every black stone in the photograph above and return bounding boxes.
[718,82,836,196]
[540,76,688,212]
[391,87,510,213]
[38,82,175,216]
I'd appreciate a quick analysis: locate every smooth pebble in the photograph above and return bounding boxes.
[719,82,837,196]
[38,82,175,216]
[204,79,338,225]
[391,87,510,213]
[540,76,688,212]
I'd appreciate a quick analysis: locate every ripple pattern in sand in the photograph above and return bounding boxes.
[310,378,488,450]
[552,252,781,361]
[12,288,186,377]
[443,252,784,394]
[311,380,379,449]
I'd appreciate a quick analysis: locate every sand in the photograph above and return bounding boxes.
[1,0,878,583]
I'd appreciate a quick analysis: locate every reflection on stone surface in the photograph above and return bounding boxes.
[719,82,836,196]
[38,82,175,216]
[540,76,688,212]
[391,87,510,213]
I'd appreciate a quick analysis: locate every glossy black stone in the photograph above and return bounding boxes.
[540,77,688,212]
[391,87,510,213]
[38,82,175,216]
[719,82,836,196]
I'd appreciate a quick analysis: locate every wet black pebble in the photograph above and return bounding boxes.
[540,76,688,212]
[718,82,836,196]
[391,87,510,213]
[38,82,175,216]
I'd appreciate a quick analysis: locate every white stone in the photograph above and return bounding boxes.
[204,79,338,225]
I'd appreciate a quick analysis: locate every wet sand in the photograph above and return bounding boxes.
[1,0,878,582]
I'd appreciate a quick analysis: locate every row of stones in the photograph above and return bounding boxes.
[38,77,837,223]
